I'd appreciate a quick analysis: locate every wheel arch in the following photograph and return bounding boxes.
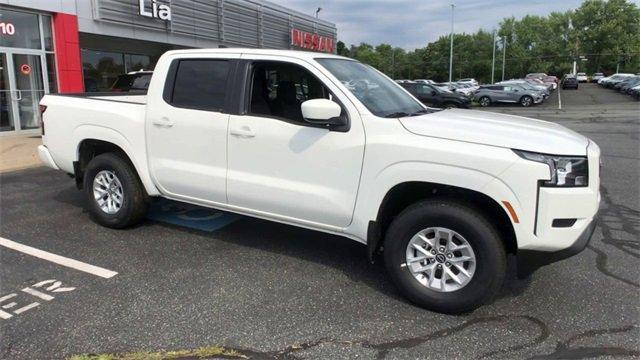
[73,127,159,195]
[369,181,518,261]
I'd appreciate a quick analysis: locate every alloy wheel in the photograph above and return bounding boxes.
[92,170,124,214]
[405,227,476,292]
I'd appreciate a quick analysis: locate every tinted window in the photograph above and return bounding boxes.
[249,61,330,123]
[416,84,434,95]
[171,60,229,111]
[111,74,152,92]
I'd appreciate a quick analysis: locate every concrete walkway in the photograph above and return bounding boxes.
[0,134,42,173]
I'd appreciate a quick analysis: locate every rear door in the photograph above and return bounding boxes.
[226,55,365,228]
[146,53,240,203]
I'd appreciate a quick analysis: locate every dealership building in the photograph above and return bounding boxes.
[0,0,337,135]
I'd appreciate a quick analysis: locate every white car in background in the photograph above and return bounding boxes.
[414,79,435,84]
[576,73,588,82]
[591,73,605,83]
[458,78,479,87]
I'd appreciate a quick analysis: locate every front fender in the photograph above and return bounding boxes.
[348,161,524,246]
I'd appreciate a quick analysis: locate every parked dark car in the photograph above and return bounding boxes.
[616,76,640,93]
[400,82,471,108]
[561,75,579,89]
[111,71,153,92]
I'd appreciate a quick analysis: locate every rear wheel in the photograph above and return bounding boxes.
[83,153,148,229]
[520,95,533,107]
[478,96,491,107]
[384,200,506,314]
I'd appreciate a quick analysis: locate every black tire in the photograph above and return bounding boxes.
[478,96,491,107]
[384,199,506,314]
[83,153,148,229]
[520,95,533,107]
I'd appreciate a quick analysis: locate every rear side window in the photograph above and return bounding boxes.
[170,59,230,111]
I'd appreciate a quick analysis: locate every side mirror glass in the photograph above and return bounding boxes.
[301,99,345,127]
[431,91,437,96]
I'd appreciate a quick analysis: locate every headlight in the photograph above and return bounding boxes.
[513,150,588,187]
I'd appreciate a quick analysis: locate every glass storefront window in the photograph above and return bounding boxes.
[42,15,53,51]
[0,8,41,49]
[82,49,125,92]
[46,53,57,93]
[125,54,152,72]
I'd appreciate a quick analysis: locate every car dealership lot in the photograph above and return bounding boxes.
[1,84,638,359]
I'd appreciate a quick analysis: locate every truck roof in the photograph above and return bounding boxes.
[162,48,349,61]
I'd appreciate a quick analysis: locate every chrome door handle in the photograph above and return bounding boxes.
[152,117,174,128]
[12,90,22,101]
[230,126,255,138]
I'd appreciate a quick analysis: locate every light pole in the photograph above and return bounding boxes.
[448,4,455,83]
[491,30,496,83]
[501,36,507,81]
[315,7,322,18]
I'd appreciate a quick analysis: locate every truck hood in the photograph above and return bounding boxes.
[400,109,589,155]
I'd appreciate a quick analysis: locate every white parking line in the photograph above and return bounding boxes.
[558,86,562,110]
[0,237,118,279]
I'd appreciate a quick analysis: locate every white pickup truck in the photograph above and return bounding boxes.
[39,49,600,314]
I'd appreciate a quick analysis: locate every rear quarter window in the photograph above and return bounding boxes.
[169,59,230,111]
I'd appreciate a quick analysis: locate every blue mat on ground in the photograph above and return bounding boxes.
[146,198,241,232]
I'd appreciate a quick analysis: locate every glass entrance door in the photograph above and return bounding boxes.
[0,53,16,131]
[0,51,47,134]
[11,53,44,130]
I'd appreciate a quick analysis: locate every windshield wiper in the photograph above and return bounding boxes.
[383,112,410,118]
[409,108,439,116]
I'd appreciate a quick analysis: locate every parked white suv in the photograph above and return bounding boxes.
[38,49,600,314]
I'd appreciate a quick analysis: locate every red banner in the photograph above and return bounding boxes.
[291,29,334,53]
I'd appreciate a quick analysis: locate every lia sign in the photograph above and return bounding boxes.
[138,0,171,21]
[290,29,334,53]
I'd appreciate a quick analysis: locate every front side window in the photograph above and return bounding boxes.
[171,59,229,111]
[316,58,425,118]
[248,61,330,123]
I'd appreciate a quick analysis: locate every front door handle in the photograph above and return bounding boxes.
[230,126,255,138]
[152,117,174,128]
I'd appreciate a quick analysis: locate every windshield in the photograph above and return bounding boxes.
[316,58,425,118]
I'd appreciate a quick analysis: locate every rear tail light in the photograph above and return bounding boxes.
[39,104,47,136]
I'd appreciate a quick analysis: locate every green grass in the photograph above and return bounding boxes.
[69,346,248,360]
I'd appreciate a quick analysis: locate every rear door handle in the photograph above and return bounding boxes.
[230,126,255,138]
[152,117,174,128]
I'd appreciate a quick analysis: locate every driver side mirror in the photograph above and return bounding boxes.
[301,99,346,128]
[431,91,437,96]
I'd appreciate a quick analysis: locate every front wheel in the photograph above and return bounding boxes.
[384,200,506,314]
[520,95,533,107]
[83,153,148,229]
[478,96,491,107]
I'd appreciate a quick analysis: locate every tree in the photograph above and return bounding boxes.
[336,0,639,82]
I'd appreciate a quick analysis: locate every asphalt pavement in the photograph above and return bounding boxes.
[1,83,638,359]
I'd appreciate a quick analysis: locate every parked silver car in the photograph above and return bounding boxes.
[474,84,543,107]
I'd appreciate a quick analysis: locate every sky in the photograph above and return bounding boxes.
[273,0,589,50]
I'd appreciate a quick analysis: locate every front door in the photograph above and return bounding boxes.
[0,51,47,133]
[226,57,365,228]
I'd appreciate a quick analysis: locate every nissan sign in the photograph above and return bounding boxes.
[291,29,334,53]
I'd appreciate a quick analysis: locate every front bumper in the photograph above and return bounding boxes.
[517,214,598,278]
[38,145,59,170]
